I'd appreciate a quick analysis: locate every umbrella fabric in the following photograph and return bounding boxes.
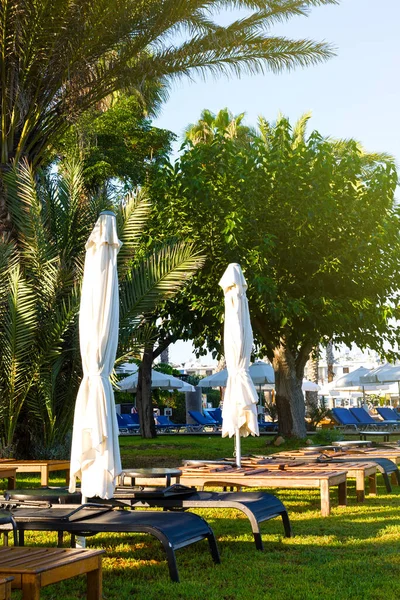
[219,263,259,439]
[118,365,184,392]
[69,212,122,500]
[248,361,274,385]
[302,380,321,392]
[331,366,371,389]
[198,369,228,388]
[361,363,400,384]
[198,361,274,388]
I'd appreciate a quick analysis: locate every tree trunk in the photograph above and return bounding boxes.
[216,356,226,372]
[273,343,307,438]
[216,355,226,403]
[136,345,157,438]
[326,340,335,382]
[160,347,169,364]
[305,349,319,414]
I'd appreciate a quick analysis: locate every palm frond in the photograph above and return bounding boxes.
[119,242,205,339]
[117,189,153,279]
[0,0,338,169]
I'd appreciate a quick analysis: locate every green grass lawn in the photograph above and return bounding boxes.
[3,434,400,599]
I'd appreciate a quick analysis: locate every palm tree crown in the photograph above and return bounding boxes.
[0,0,338,169]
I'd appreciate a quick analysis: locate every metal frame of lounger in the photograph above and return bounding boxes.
[0,504,220,582]
[112,489,293,550]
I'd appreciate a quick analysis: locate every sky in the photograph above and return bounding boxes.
[153,0,400,365]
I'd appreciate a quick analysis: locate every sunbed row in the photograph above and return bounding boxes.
[117,410,278,435]
[331,406,400,431]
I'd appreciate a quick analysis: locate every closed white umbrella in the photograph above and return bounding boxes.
[219,264,259,467]
[69,211,122,500]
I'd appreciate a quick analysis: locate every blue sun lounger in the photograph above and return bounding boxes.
[188,410,220,431]
[376,407,400,422]
[349,407,399,429]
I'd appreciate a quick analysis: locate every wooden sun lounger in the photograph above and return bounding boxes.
[179,465,348,517]
[0,468,17,490]
[3,504,220,583]
[267,448,400,492]
[238,459,377,502]
[0,460,70,487]
[0,547,103,600]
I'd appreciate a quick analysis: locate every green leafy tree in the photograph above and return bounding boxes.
[151,114,400,438]
[60,95,175,192]
[0,0,338,234]
[0,159,203,456]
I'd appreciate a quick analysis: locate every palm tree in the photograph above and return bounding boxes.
[185,108,255,145]
[0,159,204,455]
[0,0,338,234]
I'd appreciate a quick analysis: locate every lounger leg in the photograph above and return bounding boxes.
[252,531,263,551]
[9,516,18,546]
[338,480,347,507]
[164,544,180,582]
[206,531,221,564]
[86,556,103,600]
[390,472,398,485]
[22,575,41,600]
[320,480,331,517]
[355,472,365,502]
[368,473,377,496]
[18,530,25,546]
[281,511,293,538]
[382,473,392,493]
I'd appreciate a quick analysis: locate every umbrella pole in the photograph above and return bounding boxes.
[235,428,241,467]
[75,495,88,548]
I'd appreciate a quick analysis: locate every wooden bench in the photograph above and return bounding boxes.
[0,460,70,486]
[179,465,348,517]
[0,468,16,490]
[0,577,13,600]
[0,547,103,600]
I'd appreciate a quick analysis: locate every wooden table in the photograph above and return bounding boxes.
[0,547,103,600]
[179,465,348,517]
[0,578,13,600]
[0,468,16,490]
[0,460,70,486]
